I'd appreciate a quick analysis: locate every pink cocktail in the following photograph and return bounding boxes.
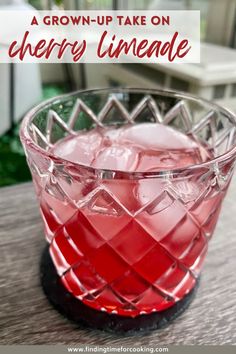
[20,89,236,318]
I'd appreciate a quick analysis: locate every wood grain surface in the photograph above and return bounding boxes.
[0,181,236,345]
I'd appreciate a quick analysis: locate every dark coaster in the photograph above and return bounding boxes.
[40,246,199,335]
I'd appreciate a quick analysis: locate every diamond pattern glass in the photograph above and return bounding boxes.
[20,88,236,317]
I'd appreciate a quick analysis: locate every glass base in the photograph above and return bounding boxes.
[40,245,199,335]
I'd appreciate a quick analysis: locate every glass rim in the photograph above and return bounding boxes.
[20,87,236,179]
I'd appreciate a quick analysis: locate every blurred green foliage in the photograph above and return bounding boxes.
[0,85,67,188]
[28,0,43,10]
[28,0,64,9]
[54,0,64,5]
[0,125,31,187]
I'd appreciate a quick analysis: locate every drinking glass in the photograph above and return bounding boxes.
[20,88,236,317]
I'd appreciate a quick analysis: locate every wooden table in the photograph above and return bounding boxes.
[0,181,236,345]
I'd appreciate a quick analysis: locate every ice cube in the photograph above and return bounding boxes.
[53,131,102,165]
[92,145,140,171]
[120,123,198,150]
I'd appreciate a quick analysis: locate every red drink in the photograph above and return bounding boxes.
[41,123,223,316]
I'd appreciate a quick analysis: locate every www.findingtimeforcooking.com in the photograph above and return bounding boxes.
[67,346,169,353]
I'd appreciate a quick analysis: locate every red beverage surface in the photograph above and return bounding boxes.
[41,123,222,316]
